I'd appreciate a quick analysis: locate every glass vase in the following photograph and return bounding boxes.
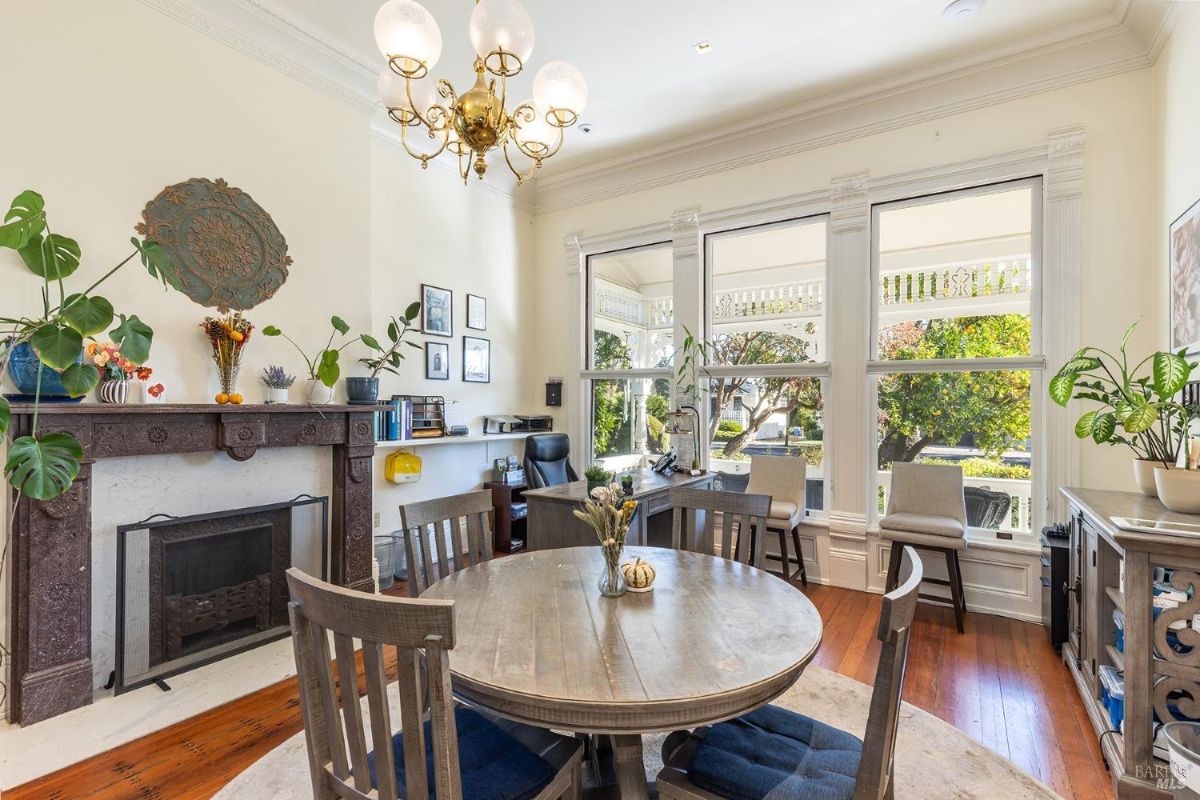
[597,546,626,598]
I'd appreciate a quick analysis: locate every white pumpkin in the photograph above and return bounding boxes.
[622,557,656,590]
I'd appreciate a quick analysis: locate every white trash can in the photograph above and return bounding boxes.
[1165,721,1200,799]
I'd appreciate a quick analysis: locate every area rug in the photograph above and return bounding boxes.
[214,665,1059,799]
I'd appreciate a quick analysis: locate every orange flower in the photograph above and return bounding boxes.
[85,342,98,356]
[136,367,153,381]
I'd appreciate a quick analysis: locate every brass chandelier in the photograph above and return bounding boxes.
[374,0,589,185]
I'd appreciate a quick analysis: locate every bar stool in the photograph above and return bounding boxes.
[880,462,968,632]
[746,455,808,586]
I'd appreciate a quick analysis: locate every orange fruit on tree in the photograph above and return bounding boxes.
[215,392,230,405]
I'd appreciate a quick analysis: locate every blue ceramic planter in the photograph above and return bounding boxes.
[5,341,83,400]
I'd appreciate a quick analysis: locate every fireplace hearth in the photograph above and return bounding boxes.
[116,496,327,694]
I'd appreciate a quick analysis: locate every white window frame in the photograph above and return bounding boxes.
[702,213,833,518]
[866,176,1046,543]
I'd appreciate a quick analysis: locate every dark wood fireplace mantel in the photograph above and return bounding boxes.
[5,403,377,725]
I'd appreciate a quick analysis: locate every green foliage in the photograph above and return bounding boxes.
[358,302,422,379]
[0,190,175,500]
[916,457,1031,480]
[4,432,84,501]
[877,315,1031,468]
[584,465,611,483]
[718,419,744,434]
[264,314,360,387]
[1049,320,1197,463]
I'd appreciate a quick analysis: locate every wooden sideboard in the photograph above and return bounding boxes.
[1060,487,1200,798]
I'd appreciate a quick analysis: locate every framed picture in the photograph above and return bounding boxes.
[1171,197,1200,354]
[463,336,491,383]
[425,341,449,380]
[467,293,487,330]
[422,284,453,337]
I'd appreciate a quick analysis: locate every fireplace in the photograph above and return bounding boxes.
[115,496,327,694]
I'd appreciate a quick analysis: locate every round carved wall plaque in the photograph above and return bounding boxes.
[136,178,291,311]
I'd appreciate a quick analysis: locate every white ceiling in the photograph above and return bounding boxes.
[277,0,1129,171]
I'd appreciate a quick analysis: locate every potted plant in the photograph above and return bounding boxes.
[1050,321,1196,497]
[584,464,611,491]
[261,365,295,404]
[1154,428,1200,513]
[352,302,421,404]
[262,316,353,404]
[0,189,177,500]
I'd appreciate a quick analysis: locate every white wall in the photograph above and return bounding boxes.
[0,0,538,701]
[533,69,1159,497]
[1154,4,1200,346]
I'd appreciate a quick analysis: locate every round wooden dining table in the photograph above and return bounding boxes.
[421,546,824,799]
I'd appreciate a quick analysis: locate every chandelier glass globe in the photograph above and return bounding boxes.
[469,0,535,73]
[514,110,557,156]
[533,61,588,125]
[377,69,437,119]
[374,0,443,77]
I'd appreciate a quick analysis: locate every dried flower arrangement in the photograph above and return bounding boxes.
[201,312,253,405]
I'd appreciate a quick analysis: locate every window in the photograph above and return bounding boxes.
[586,244,673,470]
[589,244,673,371]
[871,179,1042,540]
[705,216,830,515]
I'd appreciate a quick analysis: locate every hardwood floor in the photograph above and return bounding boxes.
[7,581,1112,800]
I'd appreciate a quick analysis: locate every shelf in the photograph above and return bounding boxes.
[1106,585,1124,612]
[374,432,529,449]
[1106,643,1125,671]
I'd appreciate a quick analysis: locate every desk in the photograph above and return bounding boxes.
[523,469,714,551]
[422,546,822,798]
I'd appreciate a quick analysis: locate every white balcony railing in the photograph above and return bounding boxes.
[876,471,1032,535]
[880,258,1030,307]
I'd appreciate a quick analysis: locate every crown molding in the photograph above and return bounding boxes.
[136,0,377,113]
[529,0,1177,214]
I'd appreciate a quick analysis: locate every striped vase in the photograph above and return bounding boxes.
[96,379,129,404]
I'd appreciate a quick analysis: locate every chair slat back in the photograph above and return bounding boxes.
[669,487,771,568]
[854,546,922,800]
[287,567,459,800]
[400,490,494,597]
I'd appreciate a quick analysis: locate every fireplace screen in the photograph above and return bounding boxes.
[116,495,327,694]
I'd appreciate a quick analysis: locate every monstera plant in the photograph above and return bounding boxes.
[0,190,178,500]
[1050,321,1196,481]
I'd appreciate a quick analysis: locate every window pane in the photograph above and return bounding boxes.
[876,184,1034,359]
[591,376,672,470]
[875,370,1032,535]
[708,218,827,365]
[708,377,825,513]
[589,244,673,370]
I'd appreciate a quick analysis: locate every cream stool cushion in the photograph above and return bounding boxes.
[747,456,806,532]
[879,462,968,550]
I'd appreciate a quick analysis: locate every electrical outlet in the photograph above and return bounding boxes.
[374,511,381,528]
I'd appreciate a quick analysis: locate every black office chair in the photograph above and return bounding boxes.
[524,433,580,489]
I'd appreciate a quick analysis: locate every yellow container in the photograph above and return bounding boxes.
[385,449,422,484]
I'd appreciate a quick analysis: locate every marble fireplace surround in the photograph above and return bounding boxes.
[5,403,376,726]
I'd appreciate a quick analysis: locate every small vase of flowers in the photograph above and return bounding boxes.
[572,482,638,598]
[201,313,253,405]
[261,365,295,404]
[88,342,150,404]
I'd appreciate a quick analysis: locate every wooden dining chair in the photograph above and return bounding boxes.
[286,567,584,800]
[670,486,772,569]
[400,489,494,597]
[655,546,923,800]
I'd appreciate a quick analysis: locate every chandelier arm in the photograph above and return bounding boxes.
[404,75,456,132]
[508,103,565,161]
[399,120,452,165]
[457,148,471,184]
[501,139,541,186]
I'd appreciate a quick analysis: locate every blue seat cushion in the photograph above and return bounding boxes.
[688,705,862,800]
[367,706,556,800]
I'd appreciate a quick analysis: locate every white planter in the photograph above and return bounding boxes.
[1134,458,1173,497]
[305,378,333,405]
[1155,468,1200,514]
[265,387,290,404]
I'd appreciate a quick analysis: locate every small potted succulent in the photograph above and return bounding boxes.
[351,302,421,405]
[262,316,353,405]
[261,365,295,404]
